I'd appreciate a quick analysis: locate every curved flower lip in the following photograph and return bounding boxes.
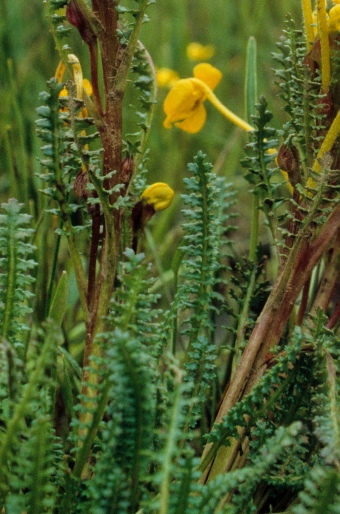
[328,4,340,32]
[141,182,175,211]
[163,78,206,131]
[163,63,222,133]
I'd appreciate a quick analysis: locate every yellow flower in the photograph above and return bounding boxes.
[58,79,92,118]
[156,68,180,88]
[328,4,340,32]
[58,79,92,100]
[141,182,174,211]
[186,42,215,61]
[163,63,222,133]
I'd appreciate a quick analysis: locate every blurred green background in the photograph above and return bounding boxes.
[0,0,302,201]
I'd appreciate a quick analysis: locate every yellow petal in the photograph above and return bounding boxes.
[328,4,340,32]
[59,86,68,98]
[175,102,207,133]
[156,68,180,88]
[55,61,66,83]
[193,63,222,91]
[141,182,175,211]
[82,78,93,96]
[186,42,215,61]
[163,78,205,127]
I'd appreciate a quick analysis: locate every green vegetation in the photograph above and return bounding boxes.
[0,0,339,512]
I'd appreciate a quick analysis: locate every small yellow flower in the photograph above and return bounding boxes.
[58,79,92,100]
[328,4,340,32]
[163,63,222,133]
[186,42,215,61]
[141,182,175,211]
[156,68,180,88]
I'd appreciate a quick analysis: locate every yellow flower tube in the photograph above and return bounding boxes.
[55,61,66,83]
[67,53,84,99]
[311,107,340,175]
[301,0,315,50]
[316,0,331,92]
[190,78,253,133]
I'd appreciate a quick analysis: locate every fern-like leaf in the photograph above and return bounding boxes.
[0,199,36,353]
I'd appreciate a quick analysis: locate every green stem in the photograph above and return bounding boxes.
[115,0,150,94]
[232,266,257,373]
[249,197,259,261]
[231,37,259,374]
[128,42,158,186]
[245,36,259,262]
[145,227,172,302]
[50,83,89,319]
[73,382,110,478]
[2,126,18,199]
[159,384,182,514]
[0,213,16,341]
[186,166,210,355]
[45,220,63,318]
[7,59,29,207]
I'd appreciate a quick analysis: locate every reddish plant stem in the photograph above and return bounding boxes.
[326,298,340,329]
[79,1,122,418]
[241,203,340,400]
[297,275,311,326]
[87,204,101,312]
[95,0,119,96]
[311,229,340,315]
[200,203,340,482]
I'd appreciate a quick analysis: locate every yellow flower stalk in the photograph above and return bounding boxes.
[316,0,331,92]
[141,182,175,211]
[186,42,215,61]
[55,61,66,83]
[301,0,315,49]
[307,106,340,189]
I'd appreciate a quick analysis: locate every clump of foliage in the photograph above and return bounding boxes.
[0,0,339,513]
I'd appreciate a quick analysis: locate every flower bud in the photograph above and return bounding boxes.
[121,155,134,185]
[66,0,96,46]
[140,182,174,212]
[74,170,90,199]
[316,91,334,128]
[277,143,301,187]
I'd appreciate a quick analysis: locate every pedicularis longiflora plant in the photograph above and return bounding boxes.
[0,0,339,512]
